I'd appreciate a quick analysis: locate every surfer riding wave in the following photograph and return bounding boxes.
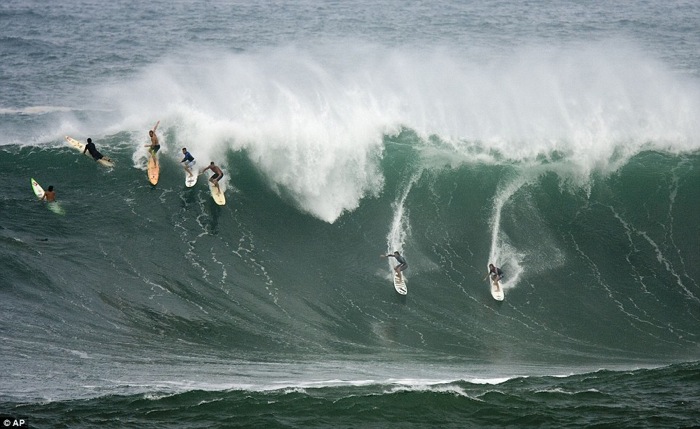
[381,251,408,281]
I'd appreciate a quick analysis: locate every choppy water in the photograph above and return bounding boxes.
[1,0,699,427]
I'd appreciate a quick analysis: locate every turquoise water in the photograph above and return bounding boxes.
[1,1,699,427]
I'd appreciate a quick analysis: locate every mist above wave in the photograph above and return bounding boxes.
[39,40,700,221]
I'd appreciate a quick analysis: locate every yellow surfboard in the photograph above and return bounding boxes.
[148,155,159,185]
[210,183,226,205]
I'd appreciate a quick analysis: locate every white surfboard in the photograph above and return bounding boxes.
[31,178,44,199]
[30,178,64,215]
[210,183,226,205]
[65,136,114,167]
[185,172,197,187]
[393,272,407,295]
[490,278,504,301]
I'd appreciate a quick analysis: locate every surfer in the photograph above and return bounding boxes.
[41,185,56,202]
[181,147,196,177]
[145,121,161,164]
[201,162,224,190]
[487,263,504,291]
[382,251,408,281]
[83,138,112,163]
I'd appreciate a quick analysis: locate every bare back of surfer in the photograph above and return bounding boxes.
[42,185,56,202]
[201,162,224,190]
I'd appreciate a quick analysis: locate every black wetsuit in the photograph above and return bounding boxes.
[490,267,504,281]
[84,142,103,160]
[389,253,408,271]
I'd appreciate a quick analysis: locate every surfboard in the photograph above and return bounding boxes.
[393,272,407,295]
[31,178,44,199]
[210,182,226,205]
[490,278,504,301]
[30,178,64,215]
[148,155,159,185]
[65,136,114,167]
[185,172,197,187]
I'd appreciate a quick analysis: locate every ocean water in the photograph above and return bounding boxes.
[1,0,699,427]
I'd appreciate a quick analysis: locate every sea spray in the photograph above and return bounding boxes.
[7,41,697,222]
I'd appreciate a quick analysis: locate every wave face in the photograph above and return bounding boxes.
[1,135,698,362]
[1,0,699,426]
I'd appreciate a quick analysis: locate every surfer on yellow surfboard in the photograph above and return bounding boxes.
[145,120,161,164]
[201,161,224,191]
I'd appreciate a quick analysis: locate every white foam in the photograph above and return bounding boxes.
[16,40,699,222]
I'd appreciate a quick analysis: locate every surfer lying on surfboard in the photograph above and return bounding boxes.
[485,263,504,291]
[381,251,408,281]
[83,138,113,163]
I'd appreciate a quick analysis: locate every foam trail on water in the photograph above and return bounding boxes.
[487,178,527,289]
[385,173,422,275]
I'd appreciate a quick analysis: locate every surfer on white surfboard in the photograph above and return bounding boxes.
[381,251,408,281]
[180,147,196,177]
[83,138,113,163]
[201,161,224,191]
[486,263,504,292]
